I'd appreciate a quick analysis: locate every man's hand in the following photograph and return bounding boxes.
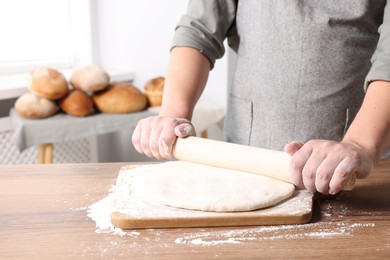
[132,116,196,160]
[284,140,374,195]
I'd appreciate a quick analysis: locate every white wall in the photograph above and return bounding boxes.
[95,1,229,162]
[96,0,228,107]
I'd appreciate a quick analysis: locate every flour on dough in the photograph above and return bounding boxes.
[129,161,295,212]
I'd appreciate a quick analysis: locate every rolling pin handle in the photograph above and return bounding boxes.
[174,137,357,192]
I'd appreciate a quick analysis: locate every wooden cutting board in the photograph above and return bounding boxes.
[111,165,313,229]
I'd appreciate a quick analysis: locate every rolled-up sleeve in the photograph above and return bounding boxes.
[171,0,238,69]
[365,2,390,89]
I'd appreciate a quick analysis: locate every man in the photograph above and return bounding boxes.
[132,0,390,195]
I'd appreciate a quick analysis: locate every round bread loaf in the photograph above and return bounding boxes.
[70,65,110,92]
[59,89,94,117]
[14,93,58,119]
[92,82,147,113]
[28,67,69,100]
[144,76,164,107]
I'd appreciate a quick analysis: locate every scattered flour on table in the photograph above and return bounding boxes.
[87,167,145,237]
[86,167,376,245]
[174,222,376,246]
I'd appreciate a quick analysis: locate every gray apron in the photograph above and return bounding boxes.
[224,0,386,151]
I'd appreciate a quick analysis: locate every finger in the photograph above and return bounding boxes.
[149,123,164,160]
[289,144,313,189]
[355,155,374,179]
[174,122,196,137]
[139,120,155,159]
[314,155,341,195]
[296,141,329,193]
[328,157,358,195]
[159,138,174,159]
[158,126,177,159]
[301,150,329,193]
[132,120,144,154]
[284,141,304,155]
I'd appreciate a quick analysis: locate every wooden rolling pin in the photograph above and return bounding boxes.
[173,136,356,191]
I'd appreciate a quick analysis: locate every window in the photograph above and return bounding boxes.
[0,0,98,99]
[0,0,73,74]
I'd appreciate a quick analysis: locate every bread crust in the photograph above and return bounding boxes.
[70,65,110,92]
[28,67,69,100]
[92,82,147,113]
[14,93,58,119]
[59,90,94,117]
[144,76,164,106]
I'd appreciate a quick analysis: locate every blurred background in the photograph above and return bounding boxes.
[0,0,234,164]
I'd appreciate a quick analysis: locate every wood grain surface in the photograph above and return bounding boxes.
[0,161,389,259]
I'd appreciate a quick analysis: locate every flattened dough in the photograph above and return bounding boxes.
[129,161,295,212]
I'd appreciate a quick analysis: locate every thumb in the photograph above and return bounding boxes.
[174,122,196,138]
[284,141,304,156]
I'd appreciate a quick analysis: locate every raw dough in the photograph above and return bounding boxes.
[129,161,295,212]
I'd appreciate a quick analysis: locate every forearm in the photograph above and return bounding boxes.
[343,80,390,163]
[160,47,210,120]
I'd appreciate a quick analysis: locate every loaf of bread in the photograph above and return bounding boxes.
[59,89,94,117]
[28,67,69,100]
[70,65,110,92]
[144,76,164,107]
[92,82,147,113]
[14,93,58,119]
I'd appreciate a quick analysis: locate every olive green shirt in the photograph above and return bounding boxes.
[171,0,390,150]
[172,0,390,90]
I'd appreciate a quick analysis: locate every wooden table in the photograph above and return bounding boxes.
[0,160,389,259]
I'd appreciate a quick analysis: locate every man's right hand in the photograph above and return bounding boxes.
[132,116,196,160]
